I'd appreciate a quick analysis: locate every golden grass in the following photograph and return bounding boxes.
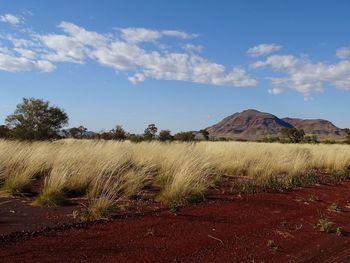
[0,139,349,216]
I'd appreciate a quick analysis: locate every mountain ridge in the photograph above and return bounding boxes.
[205,109,345,141]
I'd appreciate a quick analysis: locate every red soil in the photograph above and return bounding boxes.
[2,182,350,262]
[0,197,79,235]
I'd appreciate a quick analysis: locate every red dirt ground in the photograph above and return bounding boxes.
[0,196,79,235]
[2,182,350,262]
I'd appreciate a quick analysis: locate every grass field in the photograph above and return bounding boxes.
[1,139,350,219]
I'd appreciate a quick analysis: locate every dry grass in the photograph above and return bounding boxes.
[1,139,349,217]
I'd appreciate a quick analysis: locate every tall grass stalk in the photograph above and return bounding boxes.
[0,139,349,213]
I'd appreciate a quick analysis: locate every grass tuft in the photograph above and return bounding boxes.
[316,218,334,233]
[329,202,341,212]
[0,139,350,218]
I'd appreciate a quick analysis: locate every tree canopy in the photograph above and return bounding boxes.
[159,130,173,141]
[6,98,68,140]
[281,128,305,143]
[174,131,195,142]
[144,124,158,140]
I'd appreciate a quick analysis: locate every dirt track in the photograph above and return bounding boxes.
[2,183,350,262]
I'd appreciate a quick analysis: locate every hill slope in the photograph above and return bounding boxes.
[282,118,345,140]
[206,109,345,141]
[206,109,293,140]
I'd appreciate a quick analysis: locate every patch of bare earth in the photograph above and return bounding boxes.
[1,182,350,262]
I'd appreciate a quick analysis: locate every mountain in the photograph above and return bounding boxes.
[282,118,345,140]
[206,109,345,141]
[206,109,294,140]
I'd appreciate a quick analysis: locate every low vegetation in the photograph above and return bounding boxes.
[328,202,341,212]
[316,218,334,233]
[267,240,278,250]
[336,227,343,236]
[0,98,350,220]
[0,139,350,219]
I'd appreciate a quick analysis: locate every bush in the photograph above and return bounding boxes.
[110,125,127,140]
[159,130,173,142]
[281,128,305,143]
[199,129,209,141]
[0,125,11,139]
[174,131,195,142]
[68,126,87,139]
[304,135,319,144]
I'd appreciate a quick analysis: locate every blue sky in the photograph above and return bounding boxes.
[1,0,350,133]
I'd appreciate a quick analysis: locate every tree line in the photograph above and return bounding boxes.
[1,97,350,144]
[0,98,209,142]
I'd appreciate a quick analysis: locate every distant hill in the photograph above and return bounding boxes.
[282,118,345,140]
[206,109,345,141]
[60,129,96,138]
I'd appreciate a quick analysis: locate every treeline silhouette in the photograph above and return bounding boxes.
[0,98,207,142]
[1,98,350,144]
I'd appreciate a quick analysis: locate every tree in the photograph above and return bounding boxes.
[344,128,350,144]
[143,124,158,141]
[199,129,209,140]
[0,125,11,139]
[6,98,68,140]
[98,131,112,140]
[281,128,305,143]
[303,135,319,144]
[110,125,127,140]
[174,131,195,142]
[69,125,87,139]
[159,130,173,142]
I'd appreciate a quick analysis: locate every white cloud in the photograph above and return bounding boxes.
[183,44,203,53]
[0,21,256,87]
[268,87,284,95]
[251,55,298,69]
[6,35,36,48]
[120,27,161,43]
[14,48,37,59]
[0,52,54,72]
[40,23,255,87]
[127,54,257,87]
[247,43,282,57]
[59,21,108,46]
[39,22,109,63]
[336,47,350,59]
[161,30,196,39]
[253,54,350,97]
[39,34,88,63]
[3,19,350,99]
[119,27,196,43]
[0,14,22,25]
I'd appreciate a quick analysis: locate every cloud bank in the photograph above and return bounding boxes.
[0,14,22,25]
[252,54,350,98]
[1,13,350,99]
[246,43,281,57]
[0,19,256,88]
